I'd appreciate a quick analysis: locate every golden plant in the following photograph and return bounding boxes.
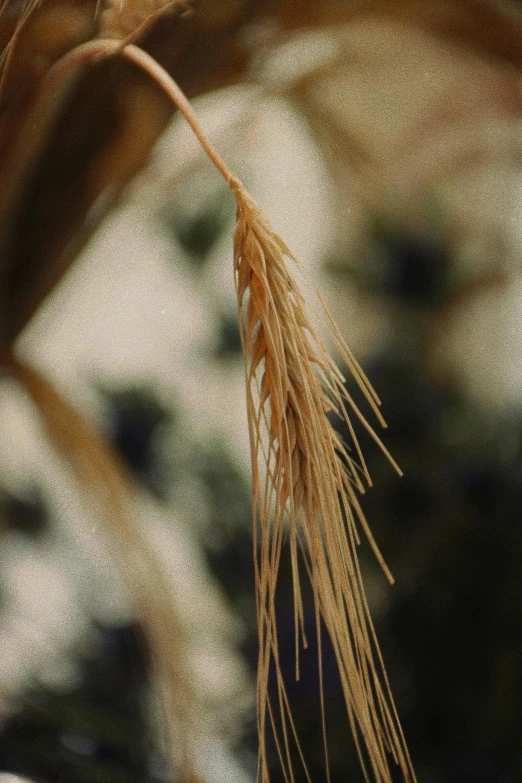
[3,1,522,782]
[2,30,415,780]
[231,186,415,783]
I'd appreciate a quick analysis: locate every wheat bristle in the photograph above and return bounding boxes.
[231,181,415,783]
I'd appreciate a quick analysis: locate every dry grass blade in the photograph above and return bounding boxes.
[230,182,415,783]
[9,355,200,783]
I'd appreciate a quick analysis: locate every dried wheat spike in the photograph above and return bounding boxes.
[98,0,191,42]
[231,180,416,783]
[2,35,415,781]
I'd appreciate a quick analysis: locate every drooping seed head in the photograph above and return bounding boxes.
[232,182,415,783]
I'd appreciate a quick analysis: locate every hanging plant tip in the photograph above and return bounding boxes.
[231,181,414,783]
[0,28,416,783]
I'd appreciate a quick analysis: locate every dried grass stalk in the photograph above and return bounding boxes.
[9,355,199,783]
[3,37,416,783]
[119,46,416,782]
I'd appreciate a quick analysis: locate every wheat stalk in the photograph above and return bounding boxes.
[2,32,416,783]
[111,43,415,783]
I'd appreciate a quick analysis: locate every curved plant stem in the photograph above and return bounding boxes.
[119,43,238,185]
[105,39,413,783]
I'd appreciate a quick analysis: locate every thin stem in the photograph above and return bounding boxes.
[42,38,239,187]
[49,39,239,187]
[120,43,239,186]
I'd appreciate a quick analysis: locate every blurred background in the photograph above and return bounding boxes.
[2,1,522,782]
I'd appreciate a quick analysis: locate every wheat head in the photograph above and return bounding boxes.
[0,31,416,781]
[231,180,415,783]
